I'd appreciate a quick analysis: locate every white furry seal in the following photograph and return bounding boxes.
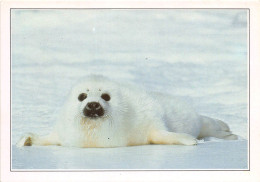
[17,75,237,148]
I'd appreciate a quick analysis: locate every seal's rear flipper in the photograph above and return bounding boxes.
[198,115,238,140]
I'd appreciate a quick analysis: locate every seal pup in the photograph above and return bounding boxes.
[17,75,237,148]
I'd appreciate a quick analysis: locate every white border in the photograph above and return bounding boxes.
[1,1,260,182]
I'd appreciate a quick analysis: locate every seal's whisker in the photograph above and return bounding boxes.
[106,113,113,128]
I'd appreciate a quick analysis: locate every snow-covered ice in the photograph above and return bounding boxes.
[11,9,248,170]
[12,140,247,170]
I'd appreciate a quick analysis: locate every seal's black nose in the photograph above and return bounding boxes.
[84,102,104,118]
[87,102,101,110]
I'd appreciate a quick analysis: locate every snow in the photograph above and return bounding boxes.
[12,140,247,170]
[11,9,248,170]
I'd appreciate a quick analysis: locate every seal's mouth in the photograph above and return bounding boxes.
[84,110,104,118]
[83,102,105,118]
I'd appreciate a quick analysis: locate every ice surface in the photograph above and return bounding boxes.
[11,9,248,170]
[12,140,247,170]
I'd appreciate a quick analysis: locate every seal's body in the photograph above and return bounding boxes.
[17,75,237,148]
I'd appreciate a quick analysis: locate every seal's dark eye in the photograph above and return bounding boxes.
[101,93,110,101]
[78,93,87,102]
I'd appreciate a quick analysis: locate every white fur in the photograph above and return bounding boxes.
[17,75,237,148]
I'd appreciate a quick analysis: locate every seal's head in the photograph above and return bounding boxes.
[68,75,125,122]
[78,92,109,118]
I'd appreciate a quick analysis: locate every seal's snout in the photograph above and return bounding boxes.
[83,102,104,118]
[87,102,101,110]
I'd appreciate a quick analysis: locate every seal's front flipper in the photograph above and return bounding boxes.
[16,132,61,147]
[16,133,35,147]
[148,130,197,146]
